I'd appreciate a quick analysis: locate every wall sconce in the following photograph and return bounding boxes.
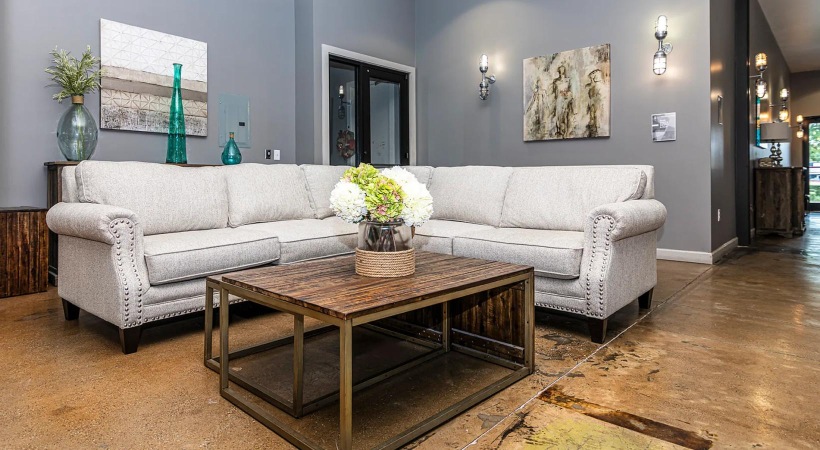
[653,15,673,75]
[795,114,804,139]
[778,88,789,122]
[751,53,768,98]
[478,54,496,100]
[337,85,350,120]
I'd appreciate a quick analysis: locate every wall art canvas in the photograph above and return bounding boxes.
[523,44,610,141]
[100,19,207,136]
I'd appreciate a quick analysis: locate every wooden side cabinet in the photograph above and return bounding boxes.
[754,167,807,238]
[0,207,49,298]
[45,161,78,286]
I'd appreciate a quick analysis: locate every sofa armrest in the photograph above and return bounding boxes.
[46,202,141,245]
[585,199,667,242]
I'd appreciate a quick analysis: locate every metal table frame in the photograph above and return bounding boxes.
[204,271,534,450]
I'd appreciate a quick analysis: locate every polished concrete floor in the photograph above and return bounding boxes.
[1,217,818,449]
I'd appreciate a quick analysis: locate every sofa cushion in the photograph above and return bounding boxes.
[412,219,494,254]
[240,217,357,264]
[301,165,350,219]
[224,164,315,226]
[143,228,280,285]
[61,166,79,203]
[500,166,647,231]
[402,166,434,187]
[428,166,513,226]
[453,228,584,279]
[75,161,228,236]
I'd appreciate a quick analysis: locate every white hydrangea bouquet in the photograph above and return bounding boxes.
[330,163,433,276]
[329,163,433,227]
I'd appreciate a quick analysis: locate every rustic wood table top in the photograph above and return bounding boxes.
[208,251,533,320]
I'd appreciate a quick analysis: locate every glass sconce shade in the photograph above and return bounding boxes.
[655,15,668,40]
[796,114,804,124]
[755,53,768,72]
[755,78,767,98]
[653,50,667,75]
[780,88,789,101]
[338,85,344,96]
[797,128,804,139]
[779,107,789,122]
[479,54,489,73]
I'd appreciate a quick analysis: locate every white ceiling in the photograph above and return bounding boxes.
[758,0,820,73]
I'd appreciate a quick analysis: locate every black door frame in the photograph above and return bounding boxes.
[803,116,820,211]
[734,0,752,245]
[329,55,410,167]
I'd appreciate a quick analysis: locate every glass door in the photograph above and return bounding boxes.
[328,56,409,167]
[808,120,820,211]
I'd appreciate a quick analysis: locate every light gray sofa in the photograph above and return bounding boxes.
[47,161,666,353]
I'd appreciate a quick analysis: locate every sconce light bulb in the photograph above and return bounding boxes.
[479,54,489,73]
[797,114,804,124]
[780,88,789,101]
[655,15,668,40]
[755,53,768,72]
[653,50,667,75]
[755,78,767,98]
[779,107,789,122]
[797,129,804,139]
[339,85,344,97]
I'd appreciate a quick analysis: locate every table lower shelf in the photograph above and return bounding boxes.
[208,323,527,449]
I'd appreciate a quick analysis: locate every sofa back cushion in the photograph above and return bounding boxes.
[301,165,350,219]
[428,166,513,226]
[402,166,434,187]
[225,164,314,226]
[500,166,647,231]
[75,161,228,235]
[61,166,79,203]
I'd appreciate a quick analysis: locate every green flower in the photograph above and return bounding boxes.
[342,163,405,222]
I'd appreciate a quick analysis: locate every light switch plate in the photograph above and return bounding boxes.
[218,94,251,148]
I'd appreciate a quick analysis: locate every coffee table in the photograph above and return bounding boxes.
[204,251,534,450]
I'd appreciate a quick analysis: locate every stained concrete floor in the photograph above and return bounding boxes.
[1,216,818,449]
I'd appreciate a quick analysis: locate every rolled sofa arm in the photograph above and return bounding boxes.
[46,202,141,245]
[585,199,667,242]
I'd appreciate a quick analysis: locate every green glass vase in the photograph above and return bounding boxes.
[221,132,242,165]
[166,63,187,163]
[56,95,98,161]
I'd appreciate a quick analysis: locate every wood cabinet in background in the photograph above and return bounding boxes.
[754,167,806,238]
[0,207,49,298]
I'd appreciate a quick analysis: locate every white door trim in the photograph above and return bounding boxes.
[321,44,416,166]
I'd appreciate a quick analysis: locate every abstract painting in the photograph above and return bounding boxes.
[523,44,610,141]
[100,19,207,136]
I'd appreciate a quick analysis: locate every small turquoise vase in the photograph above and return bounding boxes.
[166,63,187,163]
[221,132,242,165]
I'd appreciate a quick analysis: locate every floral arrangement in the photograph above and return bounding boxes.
[45,46,103,102]
[330,163,433,226]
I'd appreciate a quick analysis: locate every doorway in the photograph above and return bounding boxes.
[328,55,409,167]
[804,117,820,211]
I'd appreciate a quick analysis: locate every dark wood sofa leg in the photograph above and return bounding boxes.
[588,318,608,344]
[119,326,142,354]
[62,298,80,320]
[638,288,654,310]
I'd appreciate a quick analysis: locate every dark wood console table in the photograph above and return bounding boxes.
[754,166,807,238]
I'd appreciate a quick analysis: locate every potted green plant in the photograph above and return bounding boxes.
[45,46,103,161]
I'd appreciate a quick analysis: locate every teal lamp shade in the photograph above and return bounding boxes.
[221,132,242,165]
[166,63,187,163]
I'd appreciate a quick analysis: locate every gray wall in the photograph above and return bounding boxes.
[295,0,416,164]
[750,0,791,164]
[0,0,296,208]
[710,0,737,250]
[791,70,820,154]
[414,0,714,253]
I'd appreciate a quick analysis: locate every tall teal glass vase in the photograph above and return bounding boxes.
[221,132,242,165]
[166,63,187,163]
[56,95,98,161]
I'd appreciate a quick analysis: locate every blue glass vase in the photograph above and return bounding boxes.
[56,95,98,161]
[221,132,242,165]
[166,63,187,163]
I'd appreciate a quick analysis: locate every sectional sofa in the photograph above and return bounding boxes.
[46,161,666,353]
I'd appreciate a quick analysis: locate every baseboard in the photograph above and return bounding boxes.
[656,248,712,264]
[657,237,739,265]
[710,237,738,263]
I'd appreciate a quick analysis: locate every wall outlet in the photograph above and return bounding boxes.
[273,149,281,161]
[265,149,272,160]
[717,209,721,222]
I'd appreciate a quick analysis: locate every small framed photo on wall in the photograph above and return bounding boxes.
[651,113,676,142]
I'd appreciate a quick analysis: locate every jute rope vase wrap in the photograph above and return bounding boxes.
[355,248,416,277]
